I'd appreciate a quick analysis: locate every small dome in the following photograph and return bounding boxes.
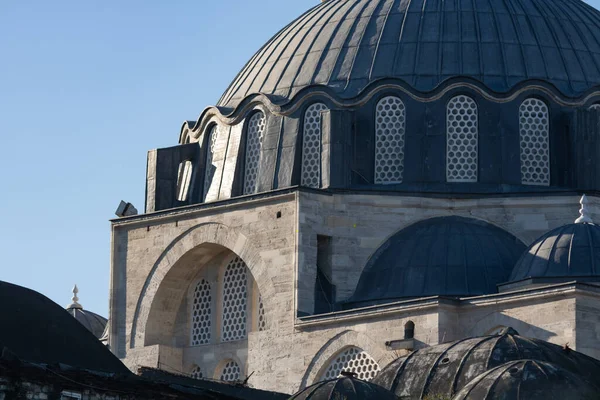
[347,217,526,306]
[373,329,600,399]
[289,375,397,400]
[510,222,600,282]
[65,285,107,339]
[219,0,600,108]
[452,360,599,400]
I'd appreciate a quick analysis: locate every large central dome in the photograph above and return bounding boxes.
[219,0,600,108]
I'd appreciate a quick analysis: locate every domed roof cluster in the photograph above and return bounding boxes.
[286,328,600,399]
[65,285,108,340]
[219,0,600,108]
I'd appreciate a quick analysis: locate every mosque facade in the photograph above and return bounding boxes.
[107,0,600,395]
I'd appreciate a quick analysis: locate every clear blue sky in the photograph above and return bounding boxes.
[0,0,317,316]
[2,0,600,317]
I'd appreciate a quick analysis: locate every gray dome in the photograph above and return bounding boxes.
[219,0,600,108]
[510,222,600,282]
[289,375,397,400]
[452,360,599,400]
[347,217,526,305]
[373,329,600,399]
[66,306,108,339]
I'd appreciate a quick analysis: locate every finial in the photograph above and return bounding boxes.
[68,284,83,309]
[575,195,593,224]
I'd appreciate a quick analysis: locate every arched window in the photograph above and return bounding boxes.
[190,365,203,380]
[519,98,549,186]
[590,104,600,111]
[320,347,380,382]
[244,112,266,195]
[447,95,478,182]
[191,279,212,346]
[203,125,219,201]
[302,103,328,188]
[221,257,248,342]
[220,360,241,382]
[375,96,406,184]
[404,321,415,340]
[176,160,193,202]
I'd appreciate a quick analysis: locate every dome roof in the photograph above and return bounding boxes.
[510,222,600,282]
[65,285,108,339]
[346,217,526,305]
[219,0,600,108]
[289,374,397,400]
[373,328,600,399]
[452,360,599,400]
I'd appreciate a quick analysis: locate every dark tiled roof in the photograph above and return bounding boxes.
[219,0,600,108]
[346,216,526,305]
[0,281,129,374]
[510,222,600,281]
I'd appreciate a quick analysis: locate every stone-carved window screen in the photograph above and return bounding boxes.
[321,347,380,382]
[220,360,241,382]
[190,365,203,380]
[244,112,266,195]
[301,103,327,188]
[176,160,193,202]
[203,125,219,201]
[446,95,478,182]
[221,257,248,342]
[375,96,406,184]
[258,296,266,332]
[191,279,212,346]
[520,98,550,186]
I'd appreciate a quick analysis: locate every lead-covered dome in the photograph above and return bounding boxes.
[346,217,526,306]
[65,285,108,340]
[289,374,397,400]
[219,0,600,108]
[510,222,600,282]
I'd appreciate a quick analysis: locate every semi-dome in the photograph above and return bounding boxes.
[346,216,526,305]
[219,0,600,108]
[510,222,600,282]
[65,285,108,340]
[289,374,397,400]
[452,360,599,400]
[372,328,600,399]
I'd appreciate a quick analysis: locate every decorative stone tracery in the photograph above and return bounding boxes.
[375,96,406,184]
[301,103,327,189]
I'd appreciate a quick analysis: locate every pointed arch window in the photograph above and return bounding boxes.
[203,125,219,201]
[375,96,406,184]
[320,347,380,382]
[302,103,327,188]
[446,95,478,182]
[244,112,266,195]
[191,279,212,346]
[220,360,241,382]
[221,257,248,342]
[519,98,549,186]
[190,365,203,380]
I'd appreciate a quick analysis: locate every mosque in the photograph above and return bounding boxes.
[102,0,600,396]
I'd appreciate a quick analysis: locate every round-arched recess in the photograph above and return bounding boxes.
[130,223,275,349]
[345,216,527,308]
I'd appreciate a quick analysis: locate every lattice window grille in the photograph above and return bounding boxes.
[258,296,266,332]
[203,125,219,201]
[446,95,478,182]
[301,103,327,188]
[244,112,266,195]
[375,96,406,184]
[190,365,203,380]
[220,361,241,382]
[176,160,193,202]
[191,279,212,346]
[519,98,550,186]
[321,347,380,382]
[221,257,248,342]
